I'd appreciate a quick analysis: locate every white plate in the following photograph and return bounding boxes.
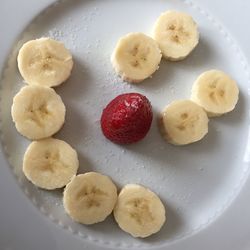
[0,0,250,249]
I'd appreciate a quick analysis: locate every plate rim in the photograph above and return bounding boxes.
[0,0,250,249]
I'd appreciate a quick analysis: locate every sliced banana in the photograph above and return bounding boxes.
[191,70,239,117]
[63,172,117,225]
[17,37,73,87]
[113,184,166,238]
[11,85,66,140]
[23,138,79,190]
[111,32,162,83]
[159,100,209,145]
[153,10,199,61]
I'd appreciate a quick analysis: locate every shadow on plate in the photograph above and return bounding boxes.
[57,57,92,100]
[140,201,183,243]
[122,113,220,168]
[55,101,88,146]
[135,35,213,93]
[177,35,213,70]
[88,199,183,244]
[211,91,246,125]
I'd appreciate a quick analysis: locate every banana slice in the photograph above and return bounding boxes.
[159,100,209,145]
[191,70,239,117]
[63,172,117,225]
[17,37,73,87]
[111,32,162,83]
[113,184,166,238]
[153,10,199,61]
[23,138,79,190]
[11,85,66,140]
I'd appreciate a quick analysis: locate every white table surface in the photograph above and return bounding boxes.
[0,1,249,250]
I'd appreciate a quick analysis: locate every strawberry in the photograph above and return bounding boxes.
[101,93,153,144]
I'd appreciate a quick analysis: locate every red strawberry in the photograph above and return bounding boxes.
[101,93,153,144]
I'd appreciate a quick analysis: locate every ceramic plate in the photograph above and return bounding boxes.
[0,0,250,249]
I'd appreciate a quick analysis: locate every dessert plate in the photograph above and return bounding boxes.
[0,0,250,249]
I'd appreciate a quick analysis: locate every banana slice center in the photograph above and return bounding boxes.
[39,151,62,173]
[126,198,154,225]
[29,49,64,75]
[76,186,108,208]
[129,44,150,69]
[166,23,190,44]
[28,103,50,127]
[41,56,54,71]
[207,79,226,104]
[176,112,199,131]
